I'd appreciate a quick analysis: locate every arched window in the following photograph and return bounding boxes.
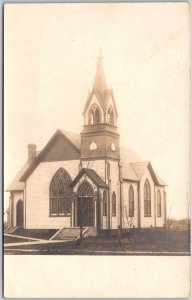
[144,179,151,217]
[50,168,72,216]
[89,111,94,125]
[157,189,161,217]
[103,190,107,216]
[129,186,134,217]
[88,105,100,124]
[95,108,100,124]
[107,107,114,125]
[78,180,93,197]
[112,192,116,216]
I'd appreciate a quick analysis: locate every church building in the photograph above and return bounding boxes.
[6,51,167,234]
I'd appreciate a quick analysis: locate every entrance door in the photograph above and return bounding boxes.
[16,200,23,227]
[77,197,94,227]
[77,180,95,227]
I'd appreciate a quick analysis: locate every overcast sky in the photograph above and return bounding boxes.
[4,3,189,219]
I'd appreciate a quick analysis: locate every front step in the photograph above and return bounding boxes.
[4,227,19,234]
[53,227,87,240]
[83,227,97,237]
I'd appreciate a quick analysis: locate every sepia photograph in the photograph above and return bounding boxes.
[3,2,190,298]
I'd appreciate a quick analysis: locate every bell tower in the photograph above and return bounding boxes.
[81,50,120,161]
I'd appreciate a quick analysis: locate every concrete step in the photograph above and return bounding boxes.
[53,227,86,240]
[84,227,97,237]
[4,227,19,234]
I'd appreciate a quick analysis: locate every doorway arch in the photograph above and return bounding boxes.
[77,180,95,227]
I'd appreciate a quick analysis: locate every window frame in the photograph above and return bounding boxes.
[107,107,114,125]
[49,168,72,217]
[103,190,107,216]
[88,104,101,125]
[112,192,116,217]
[144,179,151,217]
[157,189,162,217]
[129,185,134,217]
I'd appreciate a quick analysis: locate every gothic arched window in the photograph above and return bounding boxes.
[95,108,100,124]
[107,107,114,125]
[50,168,72,216]
[112,192,116,216]
[157,189,161,217]
[89,111,94,125]
[129,185,134,217]
[144,179,151,217]
[103,190,107,216]
[78,180,93,197]
[88,105,100,125]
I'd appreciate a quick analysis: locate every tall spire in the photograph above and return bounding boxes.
[93,48,108,97]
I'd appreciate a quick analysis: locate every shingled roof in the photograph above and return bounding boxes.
[6,161,29,192]
[60,129,80,150]
[6,130,166,192]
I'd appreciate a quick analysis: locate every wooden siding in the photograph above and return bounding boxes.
[41,134,80,162]
[25,161,79,229]
[81,131,120,160]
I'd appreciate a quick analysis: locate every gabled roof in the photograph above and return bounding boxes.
[122,164,139,181]
[6,129,167,191]
[70,168,108,189]
[82,88,118,117]
[20,129,80,182]
[130,161,150,180]
[156,174,167,186]
[130,161,167,186]
[5,150,41,191]
[120,147,143,164]
[60,129,80,150]
[6,161,29,192]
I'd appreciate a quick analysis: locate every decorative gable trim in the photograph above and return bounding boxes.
[70,168,108,189]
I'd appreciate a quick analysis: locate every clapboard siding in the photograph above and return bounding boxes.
[81,132,120,160]
[41,134,80,162]
[25,160,79,229]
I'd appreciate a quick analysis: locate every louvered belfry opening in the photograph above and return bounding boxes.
[77,180,95,227]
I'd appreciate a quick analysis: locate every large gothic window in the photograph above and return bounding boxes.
[88,105,100,124]
[129,186,134,217]
[103,190,107,216]
[50,168,72,216]
[107,107,114,125]
[144,179,151,217]
[157,189,162,217]
[112,192,116,216]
